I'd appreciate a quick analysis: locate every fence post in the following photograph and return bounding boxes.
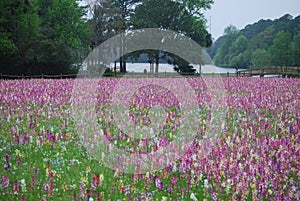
[227,72,229,77]
[41,73,44,78]
[60,73,63,79]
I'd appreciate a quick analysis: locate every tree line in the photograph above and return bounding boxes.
[0,0,213,75]
[208,14,300,69]
[0,0,91,75]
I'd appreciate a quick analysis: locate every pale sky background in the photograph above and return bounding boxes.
[204,0,300,40]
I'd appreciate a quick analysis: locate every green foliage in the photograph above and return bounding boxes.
[90,0,127,47]
[293,33,300,66]
[0,0,91,75]
[89,0,144,73]
[213,25,239,67]
[129,0,212,73]
[251,49,271,68]
[175,0,213,17]
[167,54,196,74]
[229,35,248,56]
[224,25,239,36]
[112,0,144,18]
[214,27,251,68]
[35,0,91,74]
[1,0,213,75]
[0,0,41,74]
[0,32,18,57]
[228,35,249,68]
[229,53,243,68]
[242,19,273,39]
[210,14,300,68]
[270,31,292,67]
[132,0,186,30]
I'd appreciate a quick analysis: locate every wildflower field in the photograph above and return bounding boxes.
[0,78,299,201]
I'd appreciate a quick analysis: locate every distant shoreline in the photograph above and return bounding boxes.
[117,63,241,73]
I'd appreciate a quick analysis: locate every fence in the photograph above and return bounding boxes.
[0,72,240,79]
[237,67,300,78]
[0,73,79,79]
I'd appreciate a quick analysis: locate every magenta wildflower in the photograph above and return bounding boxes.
[44,182,49,191]
[2,176,9,188]
[34,169,38,176]
[13,181,19,194]
[4,153,10,172]
[73,193,77,201]
[31,176,35,187]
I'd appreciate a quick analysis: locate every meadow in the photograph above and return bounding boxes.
[0,78,299,200]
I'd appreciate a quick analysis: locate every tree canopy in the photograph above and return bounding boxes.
[209,14,300,69]
[0,0,213,75]
[0,0,91,75]
[0,0,90,75]
[130,0,212,74]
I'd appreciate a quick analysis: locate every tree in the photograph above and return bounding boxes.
[270,31,292,67]
[273,14,293,34]
[0,1,18,60]
[209,14,300,68]
[248,27,274,50]
[0,0,41,74]
[175,0,213,18]
[131,0,184,74]
[88,0,143,73]
[230,35,248,54]
[34,0,91,74]
[211,14,300,69]
[213,25,239,66]
[88,0,123,75]
[241,19,273,39]
[111,0,144,72]
[229,35,248,58]
[241,49,254,68]
[131,0,212,73]
[0,0,91,75]
[292,33,300,66]
[90,0,124,47]
[251,49,271,68]
[229,53,243,69]
[112,0,143,22]
[167,53,196,75]
[0,33,17,58]
[227,35,248,68]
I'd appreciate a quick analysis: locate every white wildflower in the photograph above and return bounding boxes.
[190,192,198,201]
[204,179,208,188]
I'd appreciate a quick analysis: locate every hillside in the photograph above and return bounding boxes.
[207,14,300,69]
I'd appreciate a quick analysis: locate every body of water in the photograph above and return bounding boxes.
[122,63,241,74]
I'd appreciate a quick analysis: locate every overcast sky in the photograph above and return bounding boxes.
[204,0,300,40]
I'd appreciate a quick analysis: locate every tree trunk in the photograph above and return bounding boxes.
[123,60,126,73]
[155,51,160,75]
[149,55,154,73]
[155,59,159,74]
[114,61,117,76]
[120,57,123,73]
